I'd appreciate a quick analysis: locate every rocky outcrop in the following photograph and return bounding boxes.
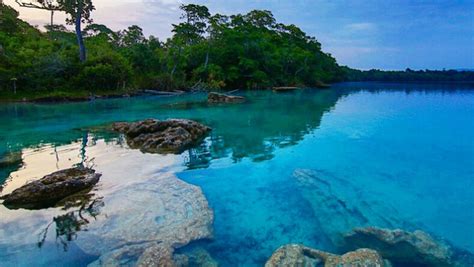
[1,167,101,210]
[208,92,245,103]
[343,227,474,267]
[265,244,388,267]
[79,174,214,266]
[112,119,211,154]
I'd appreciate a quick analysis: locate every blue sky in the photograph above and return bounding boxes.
[6,0,474,70]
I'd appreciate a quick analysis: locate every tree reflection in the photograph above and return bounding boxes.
[183,89,347,168]
[37,195,104,251]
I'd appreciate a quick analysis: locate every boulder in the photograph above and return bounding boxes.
[208,92,245,103]
[112,119,211,154]
[343,227,467,267]
[265,244,388,267]
[79,174,214,266]
[1,167,101,210]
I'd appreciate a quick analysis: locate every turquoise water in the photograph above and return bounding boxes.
[0,83,473,266]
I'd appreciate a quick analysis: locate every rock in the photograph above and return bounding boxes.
[178,247,219,267]
[265,244,388,267]
[292,169,405,246]
[112,119,211,154]
[1,167,101,210]
[136,244,177,267]
[343,227,457,267]
[208,92,245,103]
[79,174,214,266]
[0,151,22,168]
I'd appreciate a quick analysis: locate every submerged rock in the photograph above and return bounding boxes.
[265,244,388,267]
[343,227,474,267]
[0,150,22,168]
[176,247,219,267]
[1,167,101,210]
[79,174,214,266]
[292,169,406,246]
[208,92,245,103]
[112,119,211,154]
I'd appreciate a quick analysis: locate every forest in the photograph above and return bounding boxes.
[0,1,472,100]
[343,67,474,82]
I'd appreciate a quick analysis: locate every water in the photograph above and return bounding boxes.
[0,82,473,266]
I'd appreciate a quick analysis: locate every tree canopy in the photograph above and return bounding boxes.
[0,3,472,100]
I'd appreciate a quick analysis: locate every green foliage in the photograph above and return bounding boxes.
[1,2,471,100]
[75,52,131,90]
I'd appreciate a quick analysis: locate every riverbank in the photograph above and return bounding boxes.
[0,88,144,103]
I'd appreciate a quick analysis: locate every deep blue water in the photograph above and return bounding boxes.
[0,82,473,266]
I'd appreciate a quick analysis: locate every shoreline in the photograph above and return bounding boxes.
[2,80,474,104]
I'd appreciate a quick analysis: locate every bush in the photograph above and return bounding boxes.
[76,53,131,91]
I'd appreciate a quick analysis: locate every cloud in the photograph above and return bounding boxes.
[344,22,377,32]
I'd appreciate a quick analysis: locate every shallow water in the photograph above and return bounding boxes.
[0,82,473,266]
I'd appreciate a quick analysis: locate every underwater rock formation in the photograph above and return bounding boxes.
[265,244,388,267]
[292,169,407,246]
[78,174,214,266]
[208,92,245,103]
[1,167,101,209]
[175,247,219,267]
[0,151,22,168]
[112,119,211,154]
[343,227,474,267]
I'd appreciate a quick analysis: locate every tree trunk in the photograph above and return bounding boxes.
[50,10,54,26]
[75,3,86,62]
[204,38,211,69]
[204,49,209,69]
[170,46,182,78]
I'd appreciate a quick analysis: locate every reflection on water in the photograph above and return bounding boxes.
[38,197,104,252]
[0,83,474,266]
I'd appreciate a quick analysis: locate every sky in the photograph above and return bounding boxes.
[4,0,474,70]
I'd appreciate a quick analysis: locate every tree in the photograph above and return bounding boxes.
[84,23,117,42]
[15,0,61,26]
[119,25,145,47]
[172,4,210,45]
[58,0,94,62]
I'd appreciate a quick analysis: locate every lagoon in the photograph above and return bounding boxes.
[0,82,473,266]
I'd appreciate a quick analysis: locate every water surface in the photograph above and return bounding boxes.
[0,82,473,266]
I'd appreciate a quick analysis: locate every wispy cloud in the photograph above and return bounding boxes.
[344,22,377,32]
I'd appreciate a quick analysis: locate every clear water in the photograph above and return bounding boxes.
[0,82,473,266]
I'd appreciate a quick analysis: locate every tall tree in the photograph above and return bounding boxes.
[15,0,61,26]
[58,0,94,62]
[173,4,210,45]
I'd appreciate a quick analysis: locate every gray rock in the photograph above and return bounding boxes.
[1,167,101,210]
[343,227,470,267]
[265,244,388,267]
[112,119,211,154]
[292,169,406,246]
[81,174,214,266]
[208,92,245,103]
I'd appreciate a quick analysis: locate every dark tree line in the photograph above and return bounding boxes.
[0,2,344,96]
[0,2,472,99]
[342,67,474,82]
